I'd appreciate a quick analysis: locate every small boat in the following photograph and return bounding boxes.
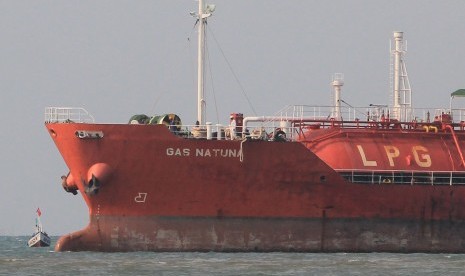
[28,208,51,248]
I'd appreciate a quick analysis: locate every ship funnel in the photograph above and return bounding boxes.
[331,73,344,120]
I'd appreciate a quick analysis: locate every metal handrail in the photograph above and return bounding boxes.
[275,105,465,123]
[45,107,95,123]
[337,169,465,186]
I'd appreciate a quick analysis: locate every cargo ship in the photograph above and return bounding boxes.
[45,2,465,252]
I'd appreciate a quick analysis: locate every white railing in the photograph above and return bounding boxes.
[338,169,465,186]
[274,105,465,123]
[45,107,95,123]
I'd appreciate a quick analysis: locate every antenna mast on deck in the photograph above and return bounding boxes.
[391,31,412,121]
[331,73,344,120]
[192,0,215,126]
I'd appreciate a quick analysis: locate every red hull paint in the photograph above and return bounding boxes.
[301,127,465,171]
[46,122,465,252]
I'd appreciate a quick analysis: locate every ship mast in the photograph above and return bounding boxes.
[391,31,412,121]
[195,0,215,126]
[331,73,344,120]
[36,208,43,233]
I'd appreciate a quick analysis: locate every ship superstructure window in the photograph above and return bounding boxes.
[339,171,465,185]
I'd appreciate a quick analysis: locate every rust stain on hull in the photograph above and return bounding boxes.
[56,215,465,253]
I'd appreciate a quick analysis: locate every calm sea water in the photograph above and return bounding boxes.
[2,236,465,275]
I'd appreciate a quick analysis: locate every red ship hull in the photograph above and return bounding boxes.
[46,122,465,252]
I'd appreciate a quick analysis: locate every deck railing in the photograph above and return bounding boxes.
[338,169,465,186]
[274,105,465,123]
[45,107,95,123]
[43,105,465,140]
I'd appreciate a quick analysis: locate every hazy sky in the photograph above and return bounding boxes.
[1,0,465,235]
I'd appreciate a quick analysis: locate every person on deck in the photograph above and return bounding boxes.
[229,117,236,140]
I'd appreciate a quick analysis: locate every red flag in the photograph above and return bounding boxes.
[36,208,42,217]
